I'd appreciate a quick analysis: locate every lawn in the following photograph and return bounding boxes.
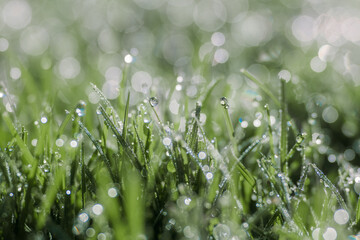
[1,0,360,239]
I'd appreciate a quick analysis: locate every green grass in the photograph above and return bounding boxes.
[1,69,359,240]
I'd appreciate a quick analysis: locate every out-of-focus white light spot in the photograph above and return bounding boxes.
[177,76,184,83]
[70,140,78,148]
[270,116,276,125]
[200,113,206,124]
[92,204,104,215]
[20,26,49,56]
[105,67,122,82]
[184,198,191,205]
[193,0,226,32]
[163,137,172,146]
[341,17,360,43]
[175,84,182,91]
[56,138,64,147]
[206,172,213,180]
[278,70,291,82]
[97,233,106,240]
[162,34,193,65]
[107,188,118,198]
[241,121,248,128]
[322,227,337,240]
[328,154,336,163]
[199,42,214,61]
[166,1,194,27]
[169,99,180,115]
[31,139,38,147]
[318,45,337,62]
[232,13,272,46]
[292,15,315,43]
[40,117,47,124]
[79,213,89,223]
[86,228,95,237]
[186,85,197,97]
[344,149,355,161]
[0,38,9,52]
[102,80,119,99]
[133,0,165,10]
[310,56,327,73]
[253,119,261,128]
[88,92,100,104]
[124,54,133,63]
[10,67,21,80]
[211,32,225,46]
[98,29,119,54]
[312,228,320,240]
[214,48,229,63]
[355,177,360,183]
[198,151,207,160]
[58,57,81,79]
[131,71,152,93]
[322,106,338,123]
[3,0,32,29]
[334,209,349,225]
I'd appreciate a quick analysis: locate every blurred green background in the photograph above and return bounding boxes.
[0,0,360,174]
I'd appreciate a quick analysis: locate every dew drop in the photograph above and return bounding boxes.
[220,97,229,109]
[184,198,192,205]
[149,97,159,107]
[66,190,71,195]
[107,187,118,198]
[206,172,213,180]
[75,100,86,117]
[213,224,231,240]
[56,138,64,147]
[163,137,172,146]
[86,228,95,237]
[79,213,89,223]
[92,204,104,215]
[334,209,349,225]
[40,117,48,124]
[198,151,207,160]
[70,140,78,148]
[278,69,291,82]
[124,54,133,63]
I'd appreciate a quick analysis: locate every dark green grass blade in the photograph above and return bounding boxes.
[123,92,130,139]
[311,163,348,211]
[98,105,142,172]
[78,120,117,183]
[280,79,287,175]
[240,69,280,107]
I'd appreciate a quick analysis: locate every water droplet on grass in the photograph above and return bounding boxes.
[213,224,231,240]
[163,137,172,146]
[334,209,349,225]
[198,151,207,160]
[107,187,118,198]
[66,190,71,195]
[79,213,89,223]
[70,140,78,148]
[40,117,47,124]
[92,204,104,215]
[124,54,133,63]
[220,97,229,109]
[75,101,86,117]
[206,172,213,180]
[149,97,159,107]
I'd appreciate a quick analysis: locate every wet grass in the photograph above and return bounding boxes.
[0,70,359,240]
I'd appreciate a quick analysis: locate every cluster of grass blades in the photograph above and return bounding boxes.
[0,69,359,239]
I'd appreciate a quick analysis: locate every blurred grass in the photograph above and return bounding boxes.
[1,0,360,239]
